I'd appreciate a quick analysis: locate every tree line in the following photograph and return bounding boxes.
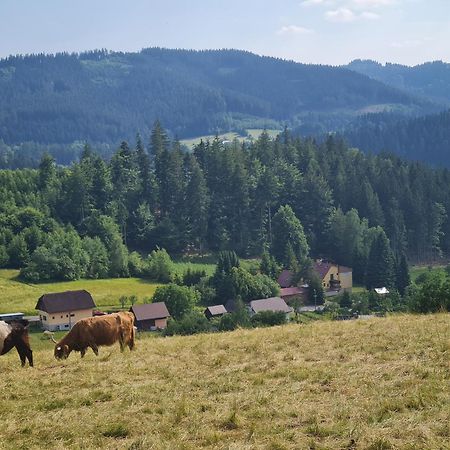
[1,123,449,288]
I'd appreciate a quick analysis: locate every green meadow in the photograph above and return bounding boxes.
[0,259,216,315]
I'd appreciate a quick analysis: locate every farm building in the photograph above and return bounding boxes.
[35,290,96,331]
[204,305,227,320]
[249,297,293,317]
[130,302,170,331]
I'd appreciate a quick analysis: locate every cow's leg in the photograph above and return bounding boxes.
[90,344,99,356]
[128,329,135,351]
[18,348,26,367]
[80,348,86,358]
[27,348,33,367]
[15,341,33,367]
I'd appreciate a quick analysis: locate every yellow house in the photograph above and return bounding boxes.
[313,260,353,291]
[35,290,96,331]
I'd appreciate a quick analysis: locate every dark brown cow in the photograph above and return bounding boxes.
[53,312,135,360]
[0,320,33,367]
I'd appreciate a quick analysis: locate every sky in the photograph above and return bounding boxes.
[0,0,449,65]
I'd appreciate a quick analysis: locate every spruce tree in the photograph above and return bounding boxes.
[365,230,395,289]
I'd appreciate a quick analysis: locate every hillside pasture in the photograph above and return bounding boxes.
[0,270,160,315]
[0,314,448,449]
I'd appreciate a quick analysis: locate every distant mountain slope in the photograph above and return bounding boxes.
[345,59,450,105]
[344,109,450,166]
[0,48,435,146]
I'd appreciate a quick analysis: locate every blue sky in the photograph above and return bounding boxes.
[0,0,448,65]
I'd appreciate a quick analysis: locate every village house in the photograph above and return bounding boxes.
[249,297,293,318]
[313,260,353,292]
[35,290,96,331]
[204,305,227,320]
[130,302,170,331]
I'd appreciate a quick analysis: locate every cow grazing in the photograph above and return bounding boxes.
[0,320,33,367]
[53,312,135,360]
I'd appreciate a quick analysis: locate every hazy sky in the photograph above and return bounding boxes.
[0,0,449,65]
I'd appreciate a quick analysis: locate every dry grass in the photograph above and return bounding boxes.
[0,314,448,449]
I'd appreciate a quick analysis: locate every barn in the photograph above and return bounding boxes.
[130,303,170,331]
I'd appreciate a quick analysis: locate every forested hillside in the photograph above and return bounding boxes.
[346,59,450,105]
[344,109,450,166]
[1,125,449,288]
[0,49,433,150]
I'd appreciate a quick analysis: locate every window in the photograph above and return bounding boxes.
[66,314,69,318]
[60,315,63,319]
[52,316,55,320]
[70,313,75,317]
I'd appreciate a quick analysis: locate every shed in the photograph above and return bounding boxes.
[130,302,170,331]
[204,305,227,320]
[35,290,96,331]
[249,297,293,316]
[0,312,25,322]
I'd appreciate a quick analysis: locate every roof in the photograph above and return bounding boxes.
[36,290,96,313]
[313,260,334,280]
[250,297,293,314]
[280,287,307,297]
[205,305,227,316]
[131,302,170,321]
[277,270,293,288]
[374,287,389,295]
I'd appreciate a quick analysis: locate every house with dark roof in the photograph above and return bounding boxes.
[277,269,294,288]
[130,302,170,331]
[35,290,96,331]
[280,286,308,305]
[313,260,353,292]
[249,297,293,317]
[204,305,227,320]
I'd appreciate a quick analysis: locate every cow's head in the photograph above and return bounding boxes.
[54,344,70,360]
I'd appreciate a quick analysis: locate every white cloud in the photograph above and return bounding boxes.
[325,7,380,22]
[325,8,357,22]
[277,25,314,35]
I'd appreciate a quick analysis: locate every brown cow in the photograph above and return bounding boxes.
[0,320,33,367]
[53,312,135,360]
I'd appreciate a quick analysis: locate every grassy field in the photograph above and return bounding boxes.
[180,129,281,148]
[0,260,216,315]
[0,314,448,449]
[0,270,161,315]
[410,265,446,282]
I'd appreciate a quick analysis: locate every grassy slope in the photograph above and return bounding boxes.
[0,270,160,315]
[1,314,448,449]
[0,261,216,315]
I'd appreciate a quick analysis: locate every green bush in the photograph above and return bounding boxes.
[250,310,286,327]
[145,248,174,283]
[163,311,211,336]
[152,284,199,320]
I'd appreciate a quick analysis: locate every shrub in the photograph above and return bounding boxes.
[145,248,174,283]
[251,310,286,327]
[163,311,211,336]
[128,251,144,277]
[182,268,207,286]
[152,284,199,320]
